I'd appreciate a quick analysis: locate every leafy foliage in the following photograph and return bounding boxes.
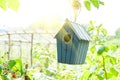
[97,46,108,55]
[0,0,6,10]
[0,56,25,80]
[84,0,104,11]
[0,0,120,80]
[0,0,20,11]
[84,0,91,11]
[8,60,16,69]
[7,0,20,11]
[85,21,120,80]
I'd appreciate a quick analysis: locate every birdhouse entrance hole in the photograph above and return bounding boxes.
[64,34,71,42]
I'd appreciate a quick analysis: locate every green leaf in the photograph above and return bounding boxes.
[99,1,104,5]
[8,0,20,11]
[108,45,118,51]
[107,72,113,78]
[20,68,24,76]
[110,57,116,65]
[107,55,116,65]
[110,68,119,76]
[96,75,104,80]
[0,64,2,74]
[1,75,9,80]
[102,28,107,36]
[90,46,95,53]
[90,0,99,8]
[8,60,16,69]
[84,0,91,11]
[88,26,94,31]
[89,21,94,26]
[0,0,7,10]
[80,71,91,80]
[45,69,51,75]
[88,73,93,79]
[15,59,22,70]
[97,46,108,55]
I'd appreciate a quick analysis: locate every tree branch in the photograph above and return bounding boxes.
[102,55,107,80]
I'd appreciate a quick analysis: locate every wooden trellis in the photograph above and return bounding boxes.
[0,30,56,66]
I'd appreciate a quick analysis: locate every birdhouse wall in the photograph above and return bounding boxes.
[55,20,91,64]
[77,40,89,64]
[56,25,80,64]
[69,32,79,64]
[56,33,62,62]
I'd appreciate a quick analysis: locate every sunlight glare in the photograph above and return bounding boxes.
[22,0,71,29]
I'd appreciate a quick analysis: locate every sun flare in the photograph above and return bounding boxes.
[19,0,71,28]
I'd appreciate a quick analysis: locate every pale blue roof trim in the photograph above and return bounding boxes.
[70,22,91,41]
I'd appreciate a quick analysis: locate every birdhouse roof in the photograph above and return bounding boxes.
[55,19,92,41]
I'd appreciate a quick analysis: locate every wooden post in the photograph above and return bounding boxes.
[30,33,34,66]
[4,41,7,55]
[20,41,22,59]
[8,34,11,60]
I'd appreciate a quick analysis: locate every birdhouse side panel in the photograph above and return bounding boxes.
[78,40,86,64]
[69,32,79,64]
[64,26,75,64]
[77,40,89,64]
[61,40,67,63]
[65,44,72,64]
[56,33,62,62]
[60,27,73,63]
[81,41,89,63]
[75,40,83,64]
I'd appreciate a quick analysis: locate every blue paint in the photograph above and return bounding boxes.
[78,40,84,64]
[82,41,89,63]
[65,29,73,64]
[56,33,62,62]
[55,19,91,64]
[61,40,66,63]
[72,33,79,64]
[80,41,86,64]
[77,40,83,64]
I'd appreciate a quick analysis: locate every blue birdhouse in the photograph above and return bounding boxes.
[55,19,91,64]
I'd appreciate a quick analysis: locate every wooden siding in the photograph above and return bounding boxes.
[56,25,79,64]
[69,32,79,64]
[82,41,89,63]
[55,20,90,64]
[56,33,62,62]
[62,26,73,64]
[77,40,89,64]
[65,25,73,63]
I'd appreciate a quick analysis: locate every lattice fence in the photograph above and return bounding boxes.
[0,30,56,66]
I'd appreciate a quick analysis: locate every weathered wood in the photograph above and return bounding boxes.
[19,41,22,59]
[30,34,34,66]
[82,41,89,63]
[8,34,11,60]
[80,41,86,63]
[73,34,79,64]
[79,41,86,64]
[65,28,73,64]
[66,44,71,63]
[69,33,75,64]
[61,39,66,63]
[57,33,62,62]
[0,30,55,36]
[55,20,91,64]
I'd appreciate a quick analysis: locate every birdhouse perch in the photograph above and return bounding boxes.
[55,19,91,64]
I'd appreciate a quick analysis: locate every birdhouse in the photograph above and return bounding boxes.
[55,19,91,64]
